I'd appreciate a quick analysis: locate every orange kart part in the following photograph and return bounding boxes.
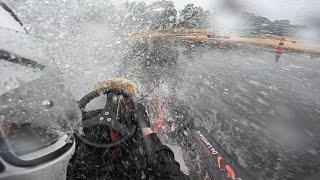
[275,47,285,54]
[110,129,122,157]
[217,155,224,170]
[217,155,238,179]
[225,164,236,180]
[152,96,167,131]
[110,129,120,143]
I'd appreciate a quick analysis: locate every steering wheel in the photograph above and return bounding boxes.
[75,87,138,148]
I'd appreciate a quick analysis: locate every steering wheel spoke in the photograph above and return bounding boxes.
[106,119,129,137]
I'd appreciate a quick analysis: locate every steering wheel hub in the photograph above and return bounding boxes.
[75,87,138,148]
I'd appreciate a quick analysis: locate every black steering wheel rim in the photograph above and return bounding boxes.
[75,87,138,149]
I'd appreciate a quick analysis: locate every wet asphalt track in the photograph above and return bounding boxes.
[120,40,320,179]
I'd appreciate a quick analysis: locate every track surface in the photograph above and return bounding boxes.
[122,41,320,179]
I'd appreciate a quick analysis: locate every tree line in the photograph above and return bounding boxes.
[119,0,212,30]
[242,12,304,36]
[118,0,301,36]
[93,0,302,36]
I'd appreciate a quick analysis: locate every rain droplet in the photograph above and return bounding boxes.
[9,54,16,59]
[107,118,111,122]
[42,100,53,107]
[99,117,104,121]
[112,96,118,103]
[105,111,109,116]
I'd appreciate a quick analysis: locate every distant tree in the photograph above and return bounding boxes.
[242,12,303,36]
[242,12,272,27]
[124,2,150,30]
[148,0,177,30]
[179,4,211,28]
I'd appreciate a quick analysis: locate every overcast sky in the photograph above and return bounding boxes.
[115,0,320,24]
